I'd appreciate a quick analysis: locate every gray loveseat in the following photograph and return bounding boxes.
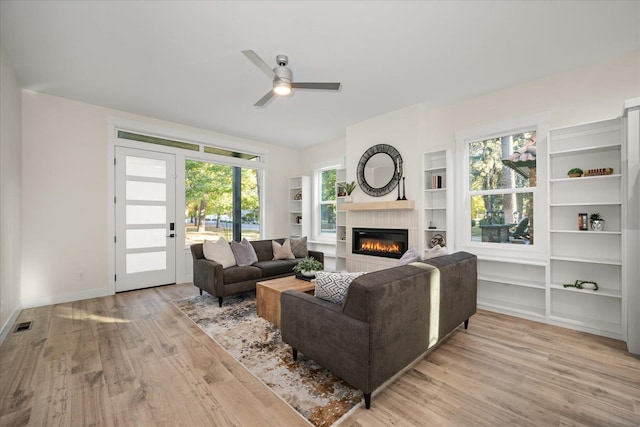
[281,251,477,409]
[191,238,324,307]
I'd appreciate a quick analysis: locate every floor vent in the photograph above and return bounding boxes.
[14,321,33,332]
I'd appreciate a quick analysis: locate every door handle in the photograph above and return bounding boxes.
[167,233,175,238]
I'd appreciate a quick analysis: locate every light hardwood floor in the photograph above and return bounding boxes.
[1,283,639,426]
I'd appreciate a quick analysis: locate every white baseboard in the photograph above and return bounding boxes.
[20,286,113,310]
[0,305,22,345]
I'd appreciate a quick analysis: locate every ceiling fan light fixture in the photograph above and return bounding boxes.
[273,81,291,96]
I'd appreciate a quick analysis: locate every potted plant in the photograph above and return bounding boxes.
[293,256,324,277]
[590,213,605,231]
[567,167,583,178]
[341,181,357,202]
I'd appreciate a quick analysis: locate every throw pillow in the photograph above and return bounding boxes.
[272,239,295,260]
[290,236,309,258]
[315,271,366,304]
[230,238,259,266]
[397,247,421,266]
[424,244,449,259]
[203,236,237,269]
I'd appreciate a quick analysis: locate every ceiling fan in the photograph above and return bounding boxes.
[241,50,341,106]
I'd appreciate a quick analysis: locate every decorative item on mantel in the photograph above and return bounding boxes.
[589,213,605,231]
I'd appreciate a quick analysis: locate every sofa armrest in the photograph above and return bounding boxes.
[281,290,370,392]
[308,250,324,266]
[192,258,224,297]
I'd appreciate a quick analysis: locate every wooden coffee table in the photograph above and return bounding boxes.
[256,275,315,327]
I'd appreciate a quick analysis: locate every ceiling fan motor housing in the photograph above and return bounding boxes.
[274,65,292,83]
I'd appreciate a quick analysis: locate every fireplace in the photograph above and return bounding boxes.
[352,228,409,259]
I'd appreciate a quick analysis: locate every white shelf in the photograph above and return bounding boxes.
[549,143,621,157]
[549,283,621,299]
[422,150,452,253]
[289,176,310,239]
[550,174,621,183]
[550,230,621,235]
[549,255,621,265]
[478,275,545,290]
[547,117,625,341]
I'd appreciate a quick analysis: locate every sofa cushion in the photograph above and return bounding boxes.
[397,247,421,265]
[272,239,295,260]
[203,237,236,269]
[290,236,309,258]
[231,238,259,266]
[253,260,297,277]
[315,271,366,304]
[251,239,277,262]
[223,265,262,284]
[424,244,448,259]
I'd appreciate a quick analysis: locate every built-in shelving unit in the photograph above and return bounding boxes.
[335,168,347,271]
[547,118,625,340]
[289,176,310,238]
[422,150,453,253]
[476,256,547,322]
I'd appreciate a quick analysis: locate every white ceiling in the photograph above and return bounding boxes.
[1,1,639,148]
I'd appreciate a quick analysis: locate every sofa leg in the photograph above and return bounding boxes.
[464,318,469,329]
[218,297,223,307]
[199,289,203,296]
[292,348,298,361]
[363,392,371,409]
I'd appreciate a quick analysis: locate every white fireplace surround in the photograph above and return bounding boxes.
[346,209,418,272]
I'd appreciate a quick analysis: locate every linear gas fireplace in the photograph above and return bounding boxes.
[352,228,409,259]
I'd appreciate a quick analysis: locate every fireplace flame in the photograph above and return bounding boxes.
[360,240,401,254]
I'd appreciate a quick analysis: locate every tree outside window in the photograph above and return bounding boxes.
[319,168,337,235]
[185,159,260,244]
[468,131,536,244]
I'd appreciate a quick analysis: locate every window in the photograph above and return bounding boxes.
[184,159,260,245]
[467,130,537,245]
[315,166,337,238]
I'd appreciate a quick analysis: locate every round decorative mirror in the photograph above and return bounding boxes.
[356,144,403,197]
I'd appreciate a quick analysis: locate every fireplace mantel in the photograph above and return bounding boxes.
[341,200,415,211]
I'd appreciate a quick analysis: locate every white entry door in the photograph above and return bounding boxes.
[115,147,176,291]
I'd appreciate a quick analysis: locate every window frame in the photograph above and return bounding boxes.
[313,163,341,242]
[455,113,549,257]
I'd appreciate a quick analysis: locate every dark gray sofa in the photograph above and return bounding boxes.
[191,238,324,307]
[280,251,477,409]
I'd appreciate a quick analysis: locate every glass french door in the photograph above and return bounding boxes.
[115,147,176,291]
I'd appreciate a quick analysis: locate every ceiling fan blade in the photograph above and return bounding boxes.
[242,50,276,79]
[291,82,341,91]
[254,90,276,107]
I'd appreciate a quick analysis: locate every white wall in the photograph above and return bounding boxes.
[20,91,297,307]
[346,104,428,204]
[0,43,22,340]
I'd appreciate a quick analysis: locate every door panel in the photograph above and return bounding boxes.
[115,147,176,291]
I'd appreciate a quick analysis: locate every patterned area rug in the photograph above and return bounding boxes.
[173,292,362,426]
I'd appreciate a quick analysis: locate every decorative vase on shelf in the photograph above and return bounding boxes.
[589,213,604,231]
[344,195,353,203]
[591,219,605,232]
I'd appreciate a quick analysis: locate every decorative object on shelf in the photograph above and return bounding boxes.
[357,144,403,197]
[339,181,357,202]
[293,190,303,200]
[578,213,588,231]
[428,221,436,230]
[295,215,302,224]
[589,213,605,231]
[567,167,584,178]
[401,177,407,200]
[584,167,614,177]
[292,256,323,278]
[563,279,599,291]
[431,175,443,189]
[429,233,445,248]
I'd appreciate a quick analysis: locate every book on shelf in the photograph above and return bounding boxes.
[431,175,442,189]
